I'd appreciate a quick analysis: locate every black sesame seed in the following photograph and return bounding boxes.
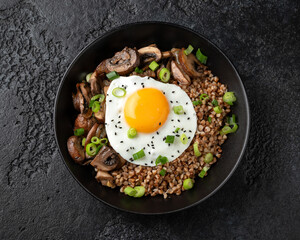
[126,149,129,152]
[170,101,173,103]
[115,132,117,135]
[147,144,150,147]
[151,161,153,164]
[168,144,170,147]
[187,117,190,120]
[105,123,107,125]
[115,125,117,128]
[152,136,155,139]
[188,137,191,139]
[189,130,192,133]
[142,85,145,88]
[148,77,150,79]
[111,119,114,122]
[133,147,135,149]
[172,91,175,93]
[143,147,145,150]
[171,119,174,122]
[148,152,151,154]
[156,132,159,135]
[163,137,166,141]
[118,115,121,118]
[145,163,148,165]
[177,150,180,153]
[119,127,122,129]
[176,134,180,137]
[171,155,174,157]
[122,85,124,87]
[118,121,121,124]
[176,101,178,103]
[163,91,165,94]
[159,122,161,126]
[186,102,188,105]
[134,82,136,85]
[184,130,186,133]
[120,141,123,143]
[109,100,112,102]
[177,119,180,122]
[184,112,186,115]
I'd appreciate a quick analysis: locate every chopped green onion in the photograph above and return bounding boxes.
[223,92,236,105]
[199,166,210,178]
[133,149,145,160]
[204,153,213,163]
[155,155,168,165]
[133,186,145,198]
[200,93,209,101]
[149,61,159,71]
[135,67,143,74]
[124,186,137,197]
[184,45,194,55]
[208,116,212,123]
[99,138,108,144]
[193,100,202,106]
[91,136,100,145]
[127,128,137,139]
[74,128,84,136]
[95,144,104,154]
[159,68,171,83]
[230,123,238,133]
[213,106,222,114]
[106,71,119,81]
[91,94,105,102]
[112,87,126,98]
[193,141,201,157]
[180,133,188,144]
[89,100,95,108]
[183,178,194,190]
[228,114,236,124]
[220,123,238,135]
[196,48,207,64]
[92,101,100,113]
[81,137,86,146]
[86,143,97,156]
[173,105,184,115]
[86,72,93,82]
[175,127,180,133]
[211,99,219,106]
[165,135,175,144]
[159,169,166,176]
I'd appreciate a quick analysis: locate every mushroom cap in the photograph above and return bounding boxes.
[171,60,191,85]
[95,170,116,188]
[138,46,162,63]
[67,136,85,164]
[178,49,202,77]
[96,47,140,75]
[74,114,96,134]
[90,145,119,171]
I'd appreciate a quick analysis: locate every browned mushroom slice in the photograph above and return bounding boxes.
[162,51,172,59]
[171,60,191,85]
[115,154,126,169]
[96,47,140,75]
[95,123,106,139]
[178,48,202,77]
[67,136,85,164]
[138,46,162,63]
[95,170,116,188]
[78,82,92,104]
[90,145,120,171]
[130,69,156,78]
[74,114,96,134]
[89,72,102,95]
[72,90,84,112]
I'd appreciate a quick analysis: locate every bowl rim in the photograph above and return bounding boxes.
[54,21,250,215]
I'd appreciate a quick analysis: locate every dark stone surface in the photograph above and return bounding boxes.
[0,0,299,239]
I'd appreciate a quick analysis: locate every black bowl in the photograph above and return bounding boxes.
[54,22,250,214]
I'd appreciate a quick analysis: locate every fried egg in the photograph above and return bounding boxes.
[105,76,197,166]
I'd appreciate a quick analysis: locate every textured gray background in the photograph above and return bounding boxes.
[0,0,299,239]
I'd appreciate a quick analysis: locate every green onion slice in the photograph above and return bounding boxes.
[184,45,194,55]
[91,94,105,102]
[196,48,208,64]
[159,68,171,83]
[92,101,101,113]
[155,155,169,165]
[86,72,93,82]
[208,116,212,123]
[95,144,104,154]
[204,153,213,163]
[149,61,159,71]
[183,178,194,190]
[223,92,236,105]
[159,169,166,176]
[200,93,209,101]
[199,166,210,178]
[81,137,86,147]
[165,135,175,144]
[106,71,120,81]
[133,149,145,160]
[133,186,145,198]
[180,133,188,144]
[91,136,100,145]
[135,67,143,74]
[193,141,201,157]
[173,105,184,115]
[174,127,180,133]
[99,138,108,144]
[124,186,137,197]
[74,128,84,136]
[127,128,137,139]
[86,143,97,156]
[112,87,126,98]
[193,100,202,106]
[213,106,222,114]
[211,99,219,106]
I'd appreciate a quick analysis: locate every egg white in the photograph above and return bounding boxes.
[105,76,197,166]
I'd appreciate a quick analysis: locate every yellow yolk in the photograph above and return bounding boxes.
[124,88,170,133]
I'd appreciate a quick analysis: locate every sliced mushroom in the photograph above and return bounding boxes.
[95,170,116,188]
[89,72,102,95]
[67,136,85,164]
[72,90,84,112]
[74,114,96,133]
[90,145,120,171]
[178,48,202,77]
[96,47,140,75]
[138,45,162,63]
[94,101,105,122]
[171,60,191,85]
[103,85,109,96]
[116,154,126,169]
[95,123,106,139]
[162,51,172,59]
[130,69,156,78]
[74,83,93,118]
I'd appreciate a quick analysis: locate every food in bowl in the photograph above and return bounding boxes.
[67,44,238,198]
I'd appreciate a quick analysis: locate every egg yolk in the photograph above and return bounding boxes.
[124,88,170,133]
